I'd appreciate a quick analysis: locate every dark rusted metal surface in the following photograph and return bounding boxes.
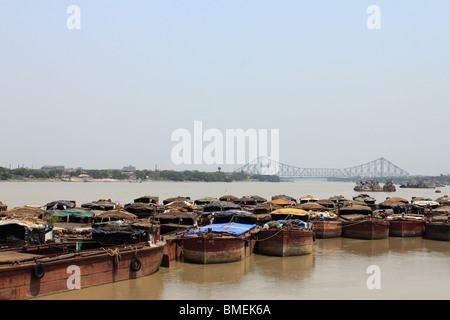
[388,219,425,237]
[425,222,450,241]
[0,241,165,300]
[257,228,313,257]
[341,219,389,240]
[313,221,342,239]
[183,233,255,264]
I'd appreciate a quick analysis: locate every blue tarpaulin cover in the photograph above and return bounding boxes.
[187,222,256,236]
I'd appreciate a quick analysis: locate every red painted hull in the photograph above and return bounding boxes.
[183,233,255,264]
[313,220,342,239]
[388,219,425,237]
[257,228,313,257]
[341,219,389,240]
[0,241,165,300]
[425,222,450,241]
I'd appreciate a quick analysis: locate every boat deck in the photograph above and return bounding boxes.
[0,251,45,264]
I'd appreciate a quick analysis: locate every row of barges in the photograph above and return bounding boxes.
[0,193,448,299]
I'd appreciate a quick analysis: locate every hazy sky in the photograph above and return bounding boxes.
[1,1,449,175]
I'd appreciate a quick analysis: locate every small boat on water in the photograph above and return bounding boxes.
[339,205,389,240]
[182,211,259,264]
[353,180,383,192]
[0,220,165,300]
[383,179,396,192]
[399,180,436,189]
[257,208,313,257]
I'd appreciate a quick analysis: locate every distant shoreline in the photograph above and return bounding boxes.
[0,178,279,183]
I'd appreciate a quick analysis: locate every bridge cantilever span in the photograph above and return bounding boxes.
[234,156,409,178]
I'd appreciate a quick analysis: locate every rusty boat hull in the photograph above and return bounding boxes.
[0,240,165,300]
[312,220,342,239]
[424,222,450,241]
[388,219,425,237]
[256,228,313,257]
[341,219,389,240]
[183,233,255,264]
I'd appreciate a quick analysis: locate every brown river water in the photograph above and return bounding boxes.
[1,181,448,300]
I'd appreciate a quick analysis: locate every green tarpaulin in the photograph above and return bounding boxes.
[52,209,93,218]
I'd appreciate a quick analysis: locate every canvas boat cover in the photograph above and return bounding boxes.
[0,218,53,245]
[187,222,256,236]
[413,200,440,207]
[194,197,219,205]
[263,199,295,206]
[203,201,242,212]
[51,208,93,218]
[212,210,257,224]
[271,208,309,215]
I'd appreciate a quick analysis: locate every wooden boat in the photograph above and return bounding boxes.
[339,205,389,240]
[182,211,259,264]
[256,208,313,256]
[0,239,165,300]
[386,214,425,237]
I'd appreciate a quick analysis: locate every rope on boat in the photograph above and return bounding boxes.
[252,228,284,242]
[102,247,121,268]
[128,245,139,258]
[341,220,367,228]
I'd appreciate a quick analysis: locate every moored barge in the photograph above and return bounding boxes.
[386,214,425,237]
[424,219,450,241]
[0,219,165,300]
[182,223,258,264]
[0,239,165,300]
[339,205,389,240]
[312,220,342,239]
[182,211,259,264]
[256,208,314,256]
[257,223,313,257]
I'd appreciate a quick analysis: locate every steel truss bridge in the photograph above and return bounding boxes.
[235,156,409,179]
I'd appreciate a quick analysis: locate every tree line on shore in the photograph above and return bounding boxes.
[0,167,280,182]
